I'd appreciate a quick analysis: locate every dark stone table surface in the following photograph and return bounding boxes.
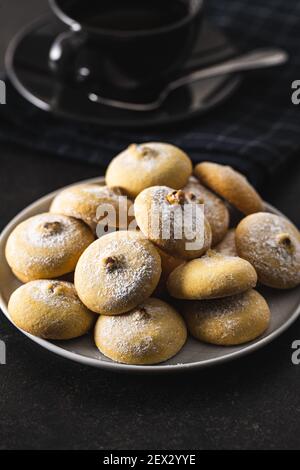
[0,0,300,450]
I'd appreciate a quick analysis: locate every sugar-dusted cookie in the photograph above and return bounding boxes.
[106,142,193,198]
[50,183,133,233]
[167,250,257,300]
[194,162,263,215]
[134,186,212,260]
[5,213,94,282]
[94,298,187,365]
[214,229,237,257]
[74,231,161,315]
[8,280,95,340]
[183,289,270,346]
[183,176,229,246]
[236,212,300,289]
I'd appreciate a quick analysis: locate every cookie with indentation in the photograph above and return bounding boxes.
[183,289,270,346]
[214,229,237,257]
[94,298,187,365]
[8,280,95,340]
[183,177,229,246]
[74,231,161,315]
[236,212,300,289]
[167,250,257,300]
[50,183,134,234]
[5,213,94,282]
[106,142,193,198]
[134,186,212,260]
[194,162,263,215]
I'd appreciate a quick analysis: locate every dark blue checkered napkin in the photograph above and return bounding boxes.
[0,0,299,187]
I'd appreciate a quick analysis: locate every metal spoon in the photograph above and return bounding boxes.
[88,48,288,112]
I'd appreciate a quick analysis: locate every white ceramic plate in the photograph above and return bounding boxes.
[1,177,300,373]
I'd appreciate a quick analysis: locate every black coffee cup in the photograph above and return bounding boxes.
[49,0,204,103]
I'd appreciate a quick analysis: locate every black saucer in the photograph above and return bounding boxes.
[5,15,241,128]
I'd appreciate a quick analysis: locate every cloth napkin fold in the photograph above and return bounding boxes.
[0,0,299,187]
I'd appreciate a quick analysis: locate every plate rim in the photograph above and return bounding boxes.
[1,176,300,374]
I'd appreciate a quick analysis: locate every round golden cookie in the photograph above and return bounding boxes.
[94,298,187,365]
[106,142,193,198]
[74,231,161,315]
[236,212,300,289]
[167,250,257,300]
[183,289,270,346]
[8,280,95,340]
[50,183,133,233]
[134,186,212,260]
[5,213,94,283]
[194,162,263,215]
[183,177,229,246]
[214,229,237,257]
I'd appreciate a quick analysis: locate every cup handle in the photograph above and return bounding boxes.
[49,30,87,81]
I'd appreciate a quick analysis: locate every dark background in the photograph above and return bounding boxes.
[0,0,300,450]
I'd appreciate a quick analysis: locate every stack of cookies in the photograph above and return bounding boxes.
[6,142,300,365]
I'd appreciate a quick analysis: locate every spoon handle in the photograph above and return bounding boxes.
[89,48,289,112]
[167,48,289,94]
